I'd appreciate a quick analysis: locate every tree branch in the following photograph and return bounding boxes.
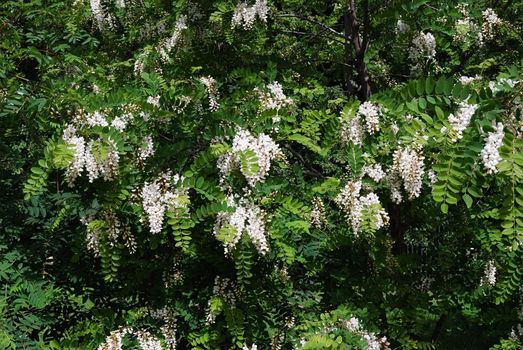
[277,13,349,40]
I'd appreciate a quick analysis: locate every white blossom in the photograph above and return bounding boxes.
[459,75,481,85]
[200,76,220,112]
[139,135,155,163]
[341,316,390,350]
[243,343,258,350]
[480,122,504,174]
[218,128,283,186]
[90,0,114,31]
[482,8,502,40]
[392,146,425,200]
[158,15,188,62]
[427,169,437,185]
[97,327,131,350]
[480,260,497,286]
[86,111,109,128]
[447,102,479,141]
[214,197,268,255]
[335,180,389,235]
[340,115,364,145]
[363,164,386,182]
[357,102,381,134]
[141,175,188,234]
[310,197,326,228]
[409,31,436,72]
[256,81,292,112]
[231,0,268,30]
[147,95,160,108]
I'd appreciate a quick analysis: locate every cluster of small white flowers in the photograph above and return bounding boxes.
[141,174,188,234]
[335,180,389,235]
[97,327,131,350]
[138,135,155,163]
[110,113,133,131]
[489,78,519,94]
[357,102,381,134]
[459,75,481,85]
[147,95,161,108]
[447,102,479,142]
[427,169,437,186]
[83,212,136,256]
[363,164,386,182]
[409,31,436,72]
[137,331,163,350]
[392,146,425,200]
[63,125,120,185]
[341,316,390,350]
[205,276,239,324]
[340,115,364,145]
[218,128,283,187]
[480,122,504,174]
[310,197,327,228]
[480,260,497,286]
[256,81,293,112]
[86,111,109,127]
[231,0,268,30]
[158,15,188,62]
[388,172,403,204]
[200,76,220,112]
[482,8,502,40]
[90,0,114,31]
[396,19,410,34]
[242,343,258,350]
[148,307,177,350]
[214,197,268,255]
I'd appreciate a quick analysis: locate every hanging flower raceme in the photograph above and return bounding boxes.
[218,128,283,187]
[482,8,502,40]
[214,196,269,255]
[256,81,293,112]
[363,164,386,182]
[480,122,504,174]
[335,180,389,235]
[392,146,425,200]
[200,76,220,112]
[231,0,268,30]
[480,260,497,287]
[158,15,188,62]
[341,316,391,350]
[447,102,479,142]
[83,211,136,257]
[340,102,382,145]
[141,174,189,234]
[408,31,436,72]
[310,197,327,228]
[357,101,381,134]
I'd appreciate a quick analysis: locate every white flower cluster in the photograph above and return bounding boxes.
[335,180,389,235]
[340,115,364,145]
[149,307,177,350]
[90,0,114,31]
[97,327,166,350]
[363,164,386,182]
[111,113,133,131]
[138,135,155,163]
[340,102,382,146]
[218,128,283,186]
[427,169,437,186]
[83,212,137,256]
[63,126,120,185]
[341,316,390,350]
[459,75,481,85]
[480,260,497,286]
[256,81,292,112]
[310,197,327,228]
[147,95,161,108]
[214,197,268,255]
[206,276,239,324]
[242,343,258,350]
[408,31,436,72]
[447,102,479,142]
[357,102,381,134]
[86,111,109,127]
[392,146,425,200]
[200,76,220,112]
[482,8,502,40]
[480,122,504,174]
[231,0,268,30]
[489,78,519,94]
[158,16,188,62]
[141,174,188,234]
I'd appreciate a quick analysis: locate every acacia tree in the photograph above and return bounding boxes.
[2,0,523,349]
